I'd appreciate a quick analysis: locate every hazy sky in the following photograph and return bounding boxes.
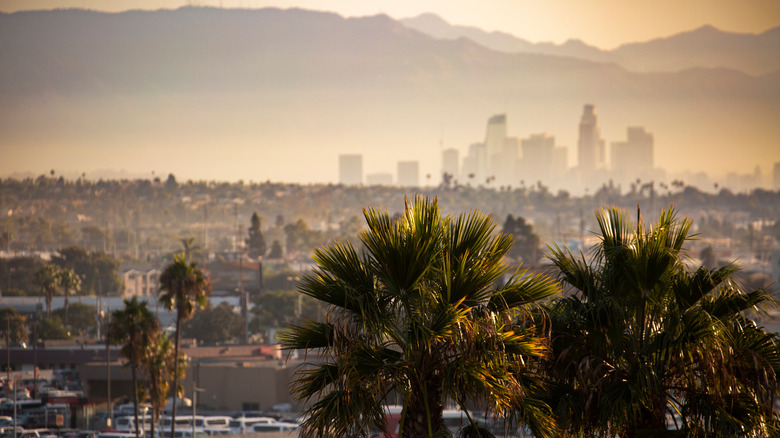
[2,0,779,49]
[2,0,778,188]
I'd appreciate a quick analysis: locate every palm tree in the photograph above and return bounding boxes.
[57,268,81,328]
[108,297,160,438]
[281,196,561,438]
[179,237,202,262]
[543,206,780,437]
[34,263,60,318]
[142,332,180,438]
[158,253,210,438]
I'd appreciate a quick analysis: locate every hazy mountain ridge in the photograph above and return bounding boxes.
[401,14,780,76]
[2,7,775,97]
[0,7,777,184]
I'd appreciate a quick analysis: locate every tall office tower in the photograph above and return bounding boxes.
[553,146,568,179]
[484,114,507,181]
[774,162,780,190]
[442,148,459,180]
[338,154,363,186]
[461,142,487,183]
[611,126,654,184]
[577,105,605,176]
[520,133,555,185]
[397,161,420,187]
[499,137,520,186]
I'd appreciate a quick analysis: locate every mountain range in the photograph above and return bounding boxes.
[1,7,778,186]
[401,13,780,76]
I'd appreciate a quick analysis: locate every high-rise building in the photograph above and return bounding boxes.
[577,104,605,175]
[552,147,568,180]
[520,133,556,185]
[611,126,654,185]
[773,162,780,190]
[461,143,487,184]
[499,137,520,186]
[484,114,507,163]
[397,161,420,187]
[338,154,362,186]
[442,148,459,180]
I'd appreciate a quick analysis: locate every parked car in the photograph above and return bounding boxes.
[97,433,137,438]
[192,416,230,429]
[252,423,298,433]
[228,417,276,434]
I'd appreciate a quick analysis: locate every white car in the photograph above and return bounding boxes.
[227,417,276,434]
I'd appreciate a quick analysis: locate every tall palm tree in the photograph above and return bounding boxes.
[34,263,60,318]
[158,253,210,438]
[142,332,180,438]
[281,196,561,438]
[108,297,160,438]
[543,206,780,437]
[57,268,81,328]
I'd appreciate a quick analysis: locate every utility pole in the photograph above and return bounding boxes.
[106,314,112,429]
[203,204,208,251]
[32,323,38,399]
[6,318,10,386]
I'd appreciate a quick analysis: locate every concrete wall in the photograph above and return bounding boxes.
[186,362,303,411]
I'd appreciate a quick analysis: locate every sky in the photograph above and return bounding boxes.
[2,0,779,49]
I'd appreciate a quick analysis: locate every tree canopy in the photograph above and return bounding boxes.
[543,206,780,437]
[282,196,561,438]
[0,307,27,343]
[245,212,267,259]
[182,302,243,344]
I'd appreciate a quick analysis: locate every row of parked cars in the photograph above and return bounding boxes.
[111,412,300,436]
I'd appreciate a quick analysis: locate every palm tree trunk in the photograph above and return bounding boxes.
[171,315,181,438]
[132,363,140,438]
[64,288,70,327]
[401,360,445,438]
[46,288,52,318]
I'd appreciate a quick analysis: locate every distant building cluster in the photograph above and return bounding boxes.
[452,105,662,190]
[338,104,777,192]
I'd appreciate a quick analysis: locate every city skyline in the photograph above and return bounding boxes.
[1,6,777,191]
[337,108,774,193]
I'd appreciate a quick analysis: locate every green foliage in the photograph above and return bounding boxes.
[109,297,161,438]
[182,302,243,344]
[158,252,210,438]
[699,245,717,269]
[245,212,267,259]
[142,332,179,434]
[158,253,210,322]
[36,315,71,340]
[0,256,44,296]
[543,206,780,437]
[52,246,121,295]
[34,263,60,317]
[250,289,318,335]
[267,240,283,259]
[281,196,561,438]
[52,302,97,336]
[0,307,27,343]
[502,214,541,263]
[109,297,160,367]
[283,219,323,256]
